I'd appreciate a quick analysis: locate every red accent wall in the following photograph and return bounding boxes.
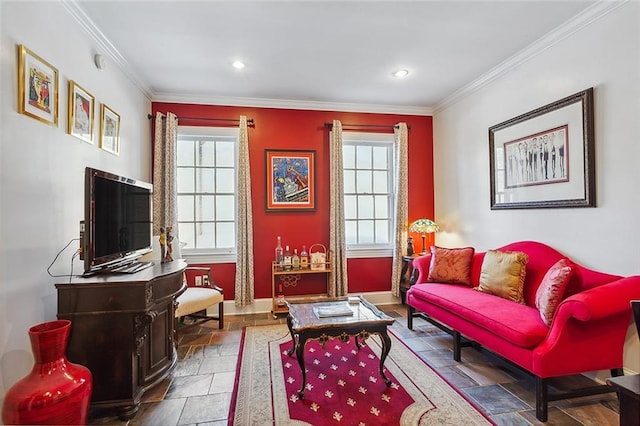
[151,103,434,300]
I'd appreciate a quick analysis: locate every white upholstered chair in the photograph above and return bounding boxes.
[175,266,224,329]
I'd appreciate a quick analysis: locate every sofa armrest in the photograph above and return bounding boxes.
[532,275,640,376]
[554,275,640,323]
[412,254,432,284]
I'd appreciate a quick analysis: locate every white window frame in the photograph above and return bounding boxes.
[177,125,239,264]
[342,131,395,259]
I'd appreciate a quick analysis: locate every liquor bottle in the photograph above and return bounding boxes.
[292,249,300,270]
[283,245,292,271]
[300,245,309,269]
[275,236,283,270]
[277,283,285,307]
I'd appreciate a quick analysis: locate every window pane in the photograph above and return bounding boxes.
[375,220,389,243]
[216,195,235,221]
[343,145,355,169]
[372,171,388,193]
[195,195,214,221]
[373,146,387,169]
[177,140,194,166]
[345,220,357,244]
[356,170,372,193]
[216,168,235,193]
[344,195,357,219]
[195,168,215,193]
[358,196,374,219]
[195,223,214,248]
[358,220,374,244]
[356,145,372,168]
[177,195,194,221]
[177,168,194,193]
[196,140,214,166]
[343,170,355,194]
[178,223,194,250]
[216,222,235,247]
[374,195,388,219]
[216,141,235,167]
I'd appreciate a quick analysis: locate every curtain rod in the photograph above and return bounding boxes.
[148,114,255,128]
[324,122,410,131]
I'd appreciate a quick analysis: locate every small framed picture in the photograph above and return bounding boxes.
[17,44,59,126]
[265,150,316,211]
[68,81,95,144]
[100,104,120,155]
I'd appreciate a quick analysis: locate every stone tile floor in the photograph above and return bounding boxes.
[88,303,620,425]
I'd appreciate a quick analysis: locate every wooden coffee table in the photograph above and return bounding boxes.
[285,296,395,398]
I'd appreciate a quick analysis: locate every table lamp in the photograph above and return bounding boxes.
[409,218,439,255]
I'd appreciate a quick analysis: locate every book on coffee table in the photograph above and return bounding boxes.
[313,305,354,318]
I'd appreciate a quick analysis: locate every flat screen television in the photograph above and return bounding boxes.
[83,167,153,275]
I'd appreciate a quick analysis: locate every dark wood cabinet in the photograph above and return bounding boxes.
[56,260,186,419]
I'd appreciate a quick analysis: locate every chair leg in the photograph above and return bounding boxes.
[407,305,414,330]
[218,301,224,330]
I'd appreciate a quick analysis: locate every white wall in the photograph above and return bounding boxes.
[433,2,640,374]
[0,1,151,397]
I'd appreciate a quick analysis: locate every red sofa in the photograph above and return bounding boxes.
[406,241,640,422]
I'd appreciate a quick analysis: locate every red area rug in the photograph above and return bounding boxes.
[229,324,492,425]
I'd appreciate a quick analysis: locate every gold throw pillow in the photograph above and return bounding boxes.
[477,250,528,304]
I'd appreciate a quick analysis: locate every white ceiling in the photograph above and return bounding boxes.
[70,0,602,114]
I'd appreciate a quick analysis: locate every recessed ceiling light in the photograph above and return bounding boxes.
[393,69,409,78]
[232,61,245,69]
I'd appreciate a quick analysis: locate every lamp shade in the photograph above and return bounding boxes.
[409,218,439,235]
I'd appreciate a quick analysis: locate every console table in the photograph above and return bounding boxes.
[56,260,186,419]
[606,374,640,425]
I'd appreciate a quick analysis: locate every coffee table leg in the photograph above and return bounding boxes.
[296,335,308,398]
[286,314,296,357]
[379,330,392,387]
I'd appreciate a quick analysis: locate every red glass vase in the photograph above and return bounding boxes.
[2,320,92,425]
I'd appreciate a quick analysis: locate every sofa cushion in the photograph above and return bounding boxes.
[535,258,574,326]
[427,246,475,286]
[478,250,528,304]
[409,283,548,348]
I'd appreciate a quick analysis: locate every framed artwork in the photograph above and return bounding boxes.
[68,81,95,144]
[17,44,59,126]
[489,88,595,209]
[266,150,315,211]
[99,104,120,155]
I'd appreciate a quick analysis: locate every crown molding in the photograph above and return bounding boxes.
[433,0,627,114]
[61,0,153,99]
[152,92,434,116]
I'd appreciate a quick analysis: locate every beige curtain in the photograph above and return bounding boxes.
[153,112,179,253]
[390,123,409,297]
[329,120,348,297]
[234,116,255,307]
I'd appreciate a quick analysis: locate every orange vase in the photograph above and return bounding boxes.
[2,320,93,425]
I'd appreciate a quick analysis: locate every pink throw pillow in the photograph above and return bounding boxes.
[535,258,574,326]
[427,246,475,286]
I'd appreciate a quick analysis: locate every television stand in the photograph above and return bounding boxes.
[56,260,187,420]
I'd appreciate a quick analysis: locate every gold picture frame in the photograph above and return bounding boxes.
[99,104,120,155]
[68,81,95,144]
[17,44,59,126]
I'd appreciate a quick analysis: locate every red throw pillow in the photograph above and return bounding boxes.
[535,258,575,326]
[427,246,475,286]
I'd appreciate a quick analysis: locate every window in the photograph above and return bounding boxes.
[176,126,239,262]
[342,132,395,258]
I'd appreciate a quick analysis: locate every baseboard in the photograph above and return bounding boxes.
[222,291,400,316]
